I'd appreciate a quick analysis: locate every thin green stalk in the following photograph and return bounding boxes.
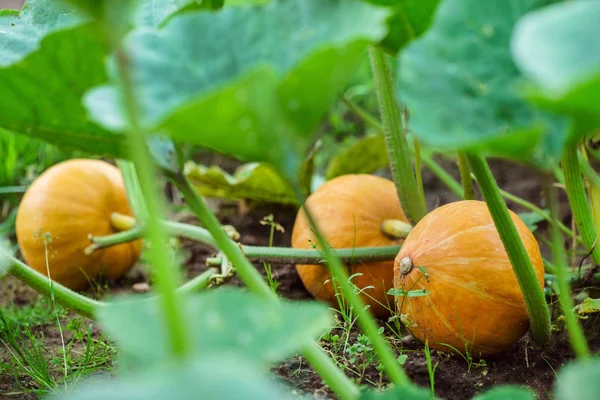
[562,147,600,266]
[85,226,144,255]
[578,150,600,189]
[340,95,384,133]
[368,46,426,224]
[499,186,578,243]
[543,175,589,359]
[413,139,427,209]
[7,254,101,319]
[170,173,359,400]
[420,153,465,199]
[115,49,190,358]
[457,152,474,200]
[301,202,409,388]
[467,153,551,346]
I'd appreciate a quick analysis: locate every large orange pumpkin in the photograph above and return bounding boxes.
[16,159,143,290]
[394,200,544,355]
[291,174,409,317]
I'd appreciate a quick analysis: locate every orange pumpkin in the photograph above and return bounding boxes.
[291,174,408,317]
[394,200,544,355]
[16,159,143,290]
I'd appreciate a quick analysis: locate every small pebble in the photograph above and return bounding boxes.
[132,282,150,293]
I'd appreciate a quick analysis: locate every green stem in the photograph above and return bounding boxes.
[0,186,27,194]
[178,268,218,294]
[300,203,409,387]
[467,154,551,346]
[457,152,474,200]
[6,251,217,319]
[115,49,190,358]
[562,147,600,266]
[368,46,427,224]
[170,173,359,400]
[7,254,101,319]
[89,223,402,264]
[116,160,148,220]
[543,175,589,359]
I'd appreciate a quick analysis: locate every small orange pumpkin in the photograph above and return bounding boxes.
[394,200,544,355]
[16,159,143,290]
[291,174,409,317]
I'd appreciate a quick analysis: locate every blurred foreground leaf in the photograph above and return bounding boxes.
[473,386,536,400]
[48,354,286,400]
[358,385,432,399]
[97,288,333,368]
[555,357,600,400]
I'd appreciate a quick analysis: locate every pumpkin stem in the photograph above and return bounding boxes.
[381,219,412,239]
[399,256,413,274]
[110,212,137,232]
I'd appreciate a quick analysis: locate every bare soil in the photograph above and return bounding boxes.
[1,156,596,399]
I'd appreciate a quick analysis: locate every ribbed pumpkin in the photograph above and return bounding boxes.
[291,174,408,317]
[394,200,544,355]
[16,159,143,290]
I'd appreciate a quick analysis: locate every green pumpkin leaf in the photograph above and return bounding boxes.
[473,385,536,400]
[184,161,298,205]
[517,211,547,233]
[47,354,286,400]
[133,0,269,28]
[85,0,390,183]
[97,288,333,368]
[0,0,88,66]
[326,135,389,179]
[358,385,432,399]
[555,357,600,400]
[364,0,441,54]
[511,0,600,138]
[398,0,569,169]
[0,1,127,157]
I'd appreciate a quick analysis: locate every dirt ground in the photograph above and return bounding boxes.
[1,155,598,400]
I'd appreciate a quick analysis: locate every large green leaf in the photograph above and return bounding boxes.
[365,0,441,54]
[47,354,286,400]
[184,161,298,205]
[85,0,390,182]
[0,1,127,157]
[473,386,536,400]
[97,288,333,368]
[0,0,87,66]
[511,0,600,137]
[555,357,600,400]
[398,0,569,169]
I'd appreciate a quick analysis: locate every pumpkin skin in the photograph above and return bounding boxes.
[291,174,408,317]
[394,200,544,356]
[16,159,143,290]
